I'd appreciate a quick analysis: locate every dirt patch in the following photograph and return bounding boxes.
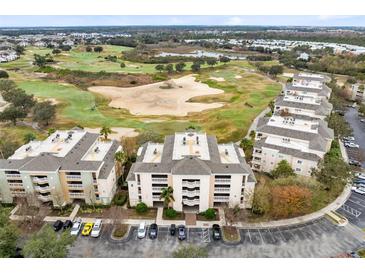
[88,75,225,116]
[84,127,139,139]
[209,76,225,82]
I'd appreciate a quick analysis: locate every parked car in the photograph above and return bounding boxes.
[343,136,355,142]
[169,224,176,236]
[349,159,362,167]
[53,220,63,232]
[82,222,94,236]
[353,187,365,195]
[148,223,158,239]
[137,222,147,239]
[355,172,365,180]
[345,142,359,148]
[212,224,222,241]
[178,225,186,241]
[70,218,82,236]
[91,219,102,238]
[361,119,365,123]
[63,220,73,230]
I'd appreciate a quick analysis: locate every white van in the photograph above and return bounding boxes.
[137,222,147,239]
[91,219,102,238]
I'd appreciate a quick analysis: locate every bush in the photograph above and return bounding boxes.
[271,160,295,179]
[164,208,177,219]
[135,202,148,214]
[120,62,126,68]
[113,192,128,206]
[0,70,9,78]
[112,224,129,238]
[203,208,216,220]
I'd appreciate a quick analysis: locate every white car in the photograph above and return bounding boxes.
[137,222,147,239]
[346,142,360,148]
[70,218,82,236]
[91,219,102,238]
[343,136,355,141]
[354,187,365,195]
[356,173,365,180]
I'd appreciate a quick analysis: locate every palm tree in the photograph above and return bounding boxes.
[100,126,112,140]
[160,186,175,208]
[115,151,127,165]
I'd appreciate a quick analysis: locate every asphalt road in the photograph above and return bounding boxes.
[344,107,365,167]
[68,217,364,258]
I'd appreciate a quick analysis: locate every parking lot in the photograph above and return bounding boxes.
[68,217,364,258]
[344,107,365,167]
[337,191,365,229]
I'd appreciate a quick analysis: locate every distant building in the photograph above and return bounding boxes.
[350,84,365,102]
[0,129,122,206]
[127,131,256,212]
[297,52,309,61]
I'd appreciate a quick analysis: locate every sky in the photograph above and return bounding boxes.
[0,15,364,27]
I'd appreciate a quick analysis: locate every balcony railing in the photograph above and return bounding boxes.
[152,195,161,200]
[34,186,50,193]
[214,196,230,202]
[32,177,48,183]
[152,187,165,192]
[182,190,200,196]
[8,182,23,187]
[182,199,200,206]
[67,184,84,189]
[69,192,85,198]
[182,181,199,187]
[214,188,230,193]
[37,195,52,202]
[5,173,21,178]
[214,179,231,183]
[66,175,82,180]
[151,178,168,182]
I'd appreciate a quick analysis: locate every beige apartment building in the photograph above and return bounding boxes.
[0,129,122,206]
[127,131,256,213]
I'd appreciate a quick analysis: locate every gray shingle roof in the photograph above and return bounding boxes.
[293,74,329,83]
[285,83,331,97]
[275,96,332,116]
[128,134,256,182]
[20,153,62,172]
[254,137,321,162]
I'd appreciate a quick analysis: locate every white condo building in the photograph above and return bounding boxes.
[127,132,256,212]
[0,129,122,206]
[252,73,334,176]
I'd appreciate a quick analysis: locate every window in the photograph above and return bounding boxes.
[295,168,301,172]
[137,174,140,183]
[297,160,302,164]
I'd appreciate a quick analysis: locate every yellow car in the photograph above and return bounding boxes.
[81,223,94,236]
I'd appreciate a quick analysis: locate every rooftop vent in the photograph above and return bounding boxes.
[94,147,100,153]
[225,149,229,155]
[25,146,32,152]
[196,136,199,145]
[153,148,157,155]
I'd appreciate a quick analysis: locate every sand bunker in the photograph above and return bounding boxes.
[209,76,225,82]
[88,75,224,116]
[234,75,242,79]
[84,127,139,140]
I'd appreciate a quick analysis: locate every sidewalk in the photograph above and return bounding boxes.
[245,107,270,138]
[339,140,349,163]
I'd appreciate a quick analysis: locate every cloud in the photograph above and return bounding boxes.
[225,16,245,25]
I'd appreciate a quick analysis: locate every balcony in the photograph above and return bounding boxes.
[214,188,230,193]
[34,186,50,193]
[214,196,230,202]
[66,174,82,180]
[214,179,231,184]
[182,190,200,197]
[69,192,85,199]
[152,187,165,192]
[32,177,48,184]
[8,182,23,187]
[182,199,199,206]
[182,181,199,187]
[151,178,168,182]
[152,195,161,200]
[67,184,84,190]
[5,173,21,179]
[37,195,52,202]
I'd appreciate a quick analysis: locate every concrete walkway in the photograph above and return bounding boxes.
[245,107,270,138]
[339,140,349,163]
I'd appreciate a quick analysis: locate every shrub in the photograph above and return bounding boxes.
[135,202,148,214]
[120,62,126,68]
[112,224,129,238]
[203,208,216,220]
[0,70,9,78]
[271,160,295,179]
[113,192,128,206]
[164,208,177,219]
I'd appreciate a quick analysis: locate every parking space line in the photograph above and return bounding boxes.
[266,229,276,243]
[257,229,264,243]
[276,228,287,242]
[341,204,362,218]
[247,229,252,243]
[348,198,365,209]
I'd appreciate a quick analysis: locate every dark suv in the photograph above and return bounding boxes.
[178,225,186,241]
[149,223,158,239]
[212,224,221,241]
[53,220,64,232]
[169,224,176,236]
